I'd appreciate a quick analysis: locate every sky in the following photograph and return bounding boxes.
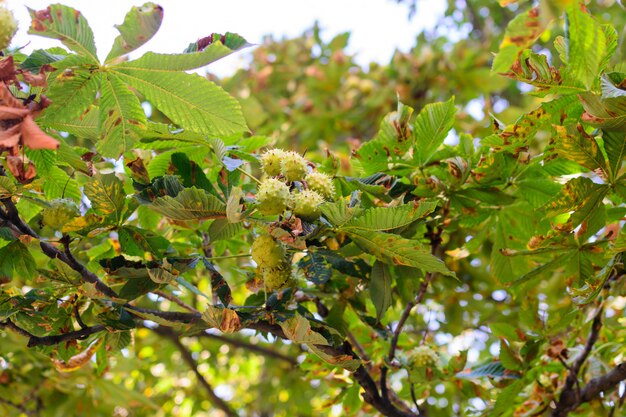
[9,0,446,77]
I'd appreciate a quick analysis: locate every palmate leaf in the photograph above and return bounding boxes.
[147,187,226,221]
[98,73,147,157]
[27,4,98,64]
[343,228,451,275]
[412,97,456,166]
[113,70,247,137]
[116,32,249,71]
[344,201,437,232]
[105,2,164,63]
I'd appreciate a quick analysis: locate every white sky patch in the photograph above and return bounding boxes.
[10,0,446,77]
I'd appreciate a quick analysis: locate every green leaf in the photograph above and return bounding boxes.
[208,219,243,241]
[499,340,523,371]
[20,48,66,72]
[134,175,184,204]
[492,380,525,416]
[279,314,360,371]
[554,125,607,174]
[569,254,618,305]
[84,174,126,218]
[118,226,171,258]
[105,2,164,63]
[565,4,607,89]
[297,251,333,284]
[44,105,99,139]
[603,130,626,182]
[28,4,98,63]
[39,56,101,124]
[413,97,456,165]
[343,229,451,276]
[581,92,626,130]
[0,177,17,198]
[320,201,362,226]
[492,7,544,73]
[171,152,222,200]
[344,201,437,232]
[147,187,226,221]
[113,70,247,137]
[356,102,414,174]
[369,261,392,322]
[542,177,608,229]
[116,32,249,71]
[98,73,147,157]
[456,361,520,380]
[0,241,37,279]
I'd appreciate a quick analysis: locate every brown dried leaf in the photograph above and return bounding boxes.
[0,125,21,148]
[6,155,37,184]
[19,115,59,150]
[0,57,18,85]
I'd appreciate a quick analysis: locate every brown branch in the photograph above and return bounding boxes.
[152,326,238,417]
[152,290,199,313]
[130,305,415,416]
[552,307,605,417]
[0,319,106,347]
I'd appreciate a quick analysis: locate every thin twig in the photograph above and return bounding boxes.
[198,331,297,366]
[552,307,605,417]
[153,326,238,417]
[153,290,199,313]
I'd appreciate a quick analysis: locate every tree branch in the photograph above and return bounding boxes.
[381,224,444,412]
[552,307,605,417]
[0,319,106,347]
[0,194,119,299]
[152,326,238,417]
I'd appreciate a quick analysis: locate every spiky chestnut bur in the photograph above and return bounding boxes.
[261,262,293,291]
[408,345,439,368]
[291,189,324,221]
[305,171,335,199]
[0,6,17,50]
[256,178,290,215]
[280,151,308,182]
[42,199,80,229]
[260,149,286,177]
[251,235,285,268]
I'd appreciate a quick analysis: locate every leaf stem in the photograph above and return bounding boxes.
[237,166,261,184]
